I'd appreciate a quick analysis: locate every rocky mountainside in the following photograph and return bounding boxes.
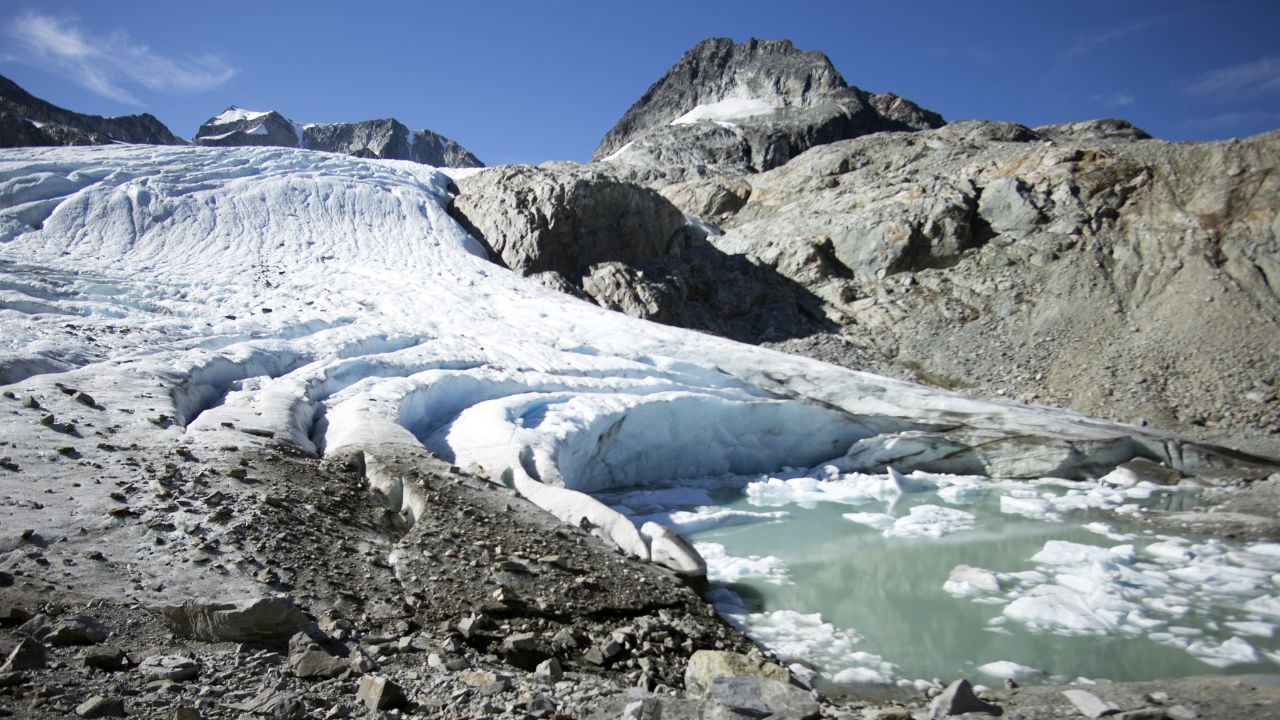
[591,37,942,178]
[0,74,184,147]
[451,38,1280,458]
[195,106,483,167]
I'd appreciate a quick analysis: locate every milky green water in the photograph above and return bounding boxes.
[686,484,1280,685]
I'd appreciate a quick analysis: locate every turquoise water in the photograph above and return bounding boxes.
[626,478,1280,686]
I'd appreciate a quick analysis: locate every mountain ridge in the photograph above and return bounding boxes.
[0,73,185,147]
[194,105,484,167]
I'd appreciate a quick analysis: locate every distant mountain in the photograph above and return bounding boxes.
[591,37,942,176]
[194,107,483,167]
[0,74,184,147]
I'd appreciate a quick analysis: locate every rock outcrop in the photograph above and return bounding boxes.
[448,163,830,342]
[0,74,183,147]
[195,106,483,167]
[592,37,942,180]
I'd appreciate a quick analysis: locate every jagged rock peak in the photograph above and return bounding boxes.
[195,106,302,148]
[0,73,184,147]
[592,37,943,162]
[194,107,483,167]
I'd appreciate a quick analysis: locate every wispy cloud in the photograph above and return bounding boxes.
[1092,91,1135,109]
[6,11,235,105]
[1065,17,1167,59]
[1181,56,1280,103]
[1179,110,1278,132]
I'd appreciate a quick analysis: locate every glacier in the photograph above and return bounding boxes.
[0,144,1263,591]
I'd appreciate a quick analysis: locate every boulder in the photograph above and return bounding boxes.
[356,675,408,710]
[0,637,46,672]
[700,676,820,719]
[930,679,1002,718]
[160,597,309,647]
[684,650,790,694]
[138,654,199,682]
[449,165,688,278]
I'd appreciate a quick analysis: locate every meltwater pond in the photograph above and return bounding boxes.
[600,469,1280,689]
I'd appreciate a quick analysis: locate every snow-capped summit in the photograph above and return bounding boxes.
[194,106,304,147]
[194,107,482,167]
[590,37,942,172]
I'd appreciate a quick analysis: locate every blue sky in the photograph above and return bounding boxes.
[2,0,1278,165]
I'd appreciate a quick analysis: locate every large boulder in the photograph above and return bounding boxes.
[684,650,791,694]
[159,597,311,648]
[448,164,688,277]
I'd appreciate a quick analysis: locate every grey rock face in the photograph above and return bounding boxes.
[0,74,183,147]
[592,37,942,176]
[700,676,820,719]
[194,106,482,167]
[195,107,301,147]
[449,164,688,277]
[644,121,1280,454]
[450,164,832,343]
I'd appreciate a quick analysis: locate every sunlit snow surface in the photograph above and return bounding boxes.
[599,469,1280,689]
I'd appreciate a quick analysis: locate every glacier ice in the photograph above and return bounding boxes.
[0,144,1259,581]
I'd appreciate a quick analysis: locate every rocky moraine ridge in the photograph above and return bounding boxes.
[1,35,1280,720]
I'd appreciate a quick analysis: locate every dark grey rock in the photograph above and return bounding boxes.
[160,597,309,647]
[80,646,127,672]
[193,106,482,167]
[591,37,943,175]
[700,675,820,719]
[930,679,1002,718]
[535,657,563,682]
[356,674,408,711]
[0,637,46,672]
[1,74,183,147]
[289,649,346,679]
[137,654,199,681]
[74,695,125,718]
[43,614,108,646]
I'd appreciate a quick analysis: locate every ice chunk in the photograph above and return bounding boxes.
[1145,541,1194,563]
[694,542,792,586]
[634,508,789,534]
[1031,541,1135,567]
[843,512,896,530]
[945,565,1002,597]
[883,504,975,539]
[1185,636,1259,668]
[977,660,1044,682]
[1000,494,1061,521]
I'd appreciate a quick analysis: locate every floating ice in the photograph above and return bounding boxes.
[978,660,1044,682]
[1186,636,1259,668]
[633,507,789,534]
[883,505,976,539]
[1000,494,1061,521]
[842,512,896,530]
[695,542,792,586]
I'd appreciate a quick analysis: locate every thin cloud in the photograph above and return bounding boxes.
[6,11,236,105]
[1179,110,1277,132]
[1065,17,1167,59]
[1182,57,1280,103]
[1092,91,1135,108]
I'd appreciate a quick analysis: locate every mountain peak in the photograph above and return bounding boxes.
[590,37,943,172]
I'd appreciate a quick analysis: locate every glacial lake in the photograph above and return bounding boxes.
[600,469,1280,689]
